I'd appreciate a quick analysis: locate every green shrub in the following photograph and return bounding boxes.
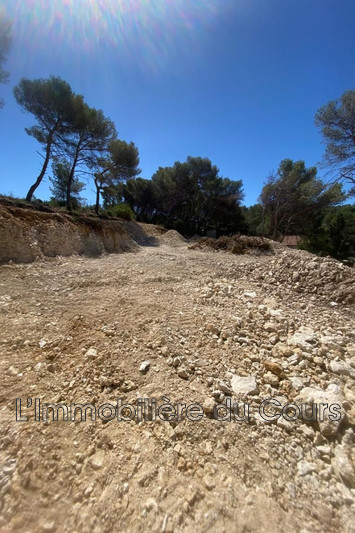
[105,203,135,221]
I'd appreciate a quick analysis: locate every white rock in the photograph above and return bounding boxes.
[297,460,315,476]
[244,291,257,298]
[330,360,354,378]
[316,445,332,457]
[336,482,354,504]
[263,371,279,387]
[203,398,216,414]
[139,361,151,373]
[144,497,159,513]
[42,521,56,532]
[289,377,304,391]
[8,366,18,376]
[288,327,318,352]
[85,347,97,359]
[90,451,105,470]
[277,418,293,432]
[231,375,258,396]
[332,446,355,488]
[203,475,216,490]
[295,384,345,437]
[84,484,94,497]
[218,381,233,395]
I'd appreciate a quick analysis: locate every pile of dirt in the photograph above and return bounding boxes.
[159,229,188,247]
[236,248,355,305]
[189,234,273,254]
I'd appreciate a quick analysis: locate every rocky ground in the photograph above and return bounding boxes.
[0,229,354,532]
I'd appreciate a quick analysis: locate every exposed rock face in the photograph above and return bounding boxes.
[0,204,161,264]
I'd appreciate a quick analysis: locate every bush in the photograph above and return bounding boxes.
[105,203,135,221]
[189,234,272,254]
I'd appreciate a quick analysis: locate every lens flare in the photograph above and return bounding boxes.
[7,0,231,74]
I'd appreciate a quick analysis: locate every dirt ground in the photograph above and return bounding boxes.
[0,234,354,532]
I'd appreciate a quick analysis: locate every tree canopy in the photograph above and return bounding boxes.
[94,139,140,214]
[299,204,355,260]
[13,76,130,211]
[259,159,345,240]
[315,90,355,195]
[49,157,85,208]
[13,76,79,201]
[58,101,117,210]
[117,156,244,235]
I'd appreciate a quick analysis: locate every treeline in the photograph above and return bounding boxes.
[244,159,355,260]
[8,74,355,261]
[103,156,245,236]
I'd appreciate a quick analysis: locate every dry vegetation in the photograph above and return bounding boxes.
[189,234,272,255]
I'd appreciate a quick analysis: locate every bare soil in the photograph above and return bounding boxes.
[0,234,354,532]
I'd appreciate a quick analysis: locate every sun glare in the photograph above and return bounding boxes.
[9,0,229,73]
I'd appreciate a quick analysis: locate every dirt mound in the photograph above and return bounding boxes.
[159,229,187,247]
[237,248,355,305]
[189,234,273,254]
[138,224,187,247]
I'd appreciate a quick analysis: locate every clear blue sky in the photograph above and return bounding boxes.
[1,0,354,206]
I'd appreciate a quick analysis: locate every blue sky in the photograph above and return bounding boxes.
[0,0,354,206]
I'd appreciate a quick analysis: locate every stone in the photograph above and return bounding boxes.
[206,324,220,336]
[336,482,354,504]
[203,398,216,414]
[90,451,105,471]
[289,377,304,391]
[218,381,233,395]
[84,485,94,497]
[297,461,315,476]
[288,327,318,352]
[8,366,18,376]
[244,291,257,298]
[330,360,354,378]
[263,360,285,378]
[121,380,136,392]
[203,475,216,490]
[177,368,189,379]
[139,361,150,374]
[316,446,332,457]
[332,446,355,488]
[231,375,258,396]
[277,418,293,432]
[263,371,279,387]
[42,522,56,532]
[85,347,97,359]
[144,497,159,513]
[301,426,315,439]
[295,384,345,437]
